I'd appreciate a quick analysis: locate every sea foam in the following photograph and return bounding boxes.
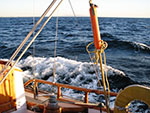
[17,56,126,84]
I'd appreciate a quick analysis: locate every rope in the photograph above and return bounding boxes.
[0,0,58,79]
[86,42,101,87]
[0,0,64,85]
[86,40,110,112]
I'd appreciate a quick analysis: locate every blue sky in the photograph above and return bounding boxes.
[0,0,149,18]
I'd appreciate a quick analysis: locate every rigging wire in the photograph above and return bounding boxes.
[68,0,79,25]
[53,17,59,84]
[51,17,59,94]
[32,0,38,99]
[0,0,64,85]
[68,0,76,17]
[32,19,35,79]
[32,0,35,79]
[0,0,58,80]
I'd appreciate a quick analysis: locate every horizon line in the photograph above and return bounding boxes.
[0,16,150,19]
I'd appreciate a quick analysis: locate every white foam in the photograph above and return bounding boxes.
[2,56,138,109]
[17,56,125,84]
[16,56,126,103]
[133,42,150,50]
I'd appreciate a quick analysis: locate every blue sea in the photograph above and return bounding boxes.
[0,17,150,112]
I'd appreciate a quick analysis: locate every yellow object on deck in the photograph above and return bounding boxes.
[114,85,150,113]
[0,60,22,112]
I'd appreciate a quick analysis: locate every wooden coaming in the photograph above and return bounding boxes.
[0,60,16,112]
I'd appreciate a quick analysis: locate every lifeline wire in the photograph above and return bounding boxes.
[0,0,64,85]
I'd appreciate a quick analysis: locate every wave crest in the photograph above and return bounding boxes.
[108,40,150,52]
[17,56,127,89]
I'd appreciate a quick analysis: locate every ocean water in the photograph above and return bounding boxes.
[0,17,150,112]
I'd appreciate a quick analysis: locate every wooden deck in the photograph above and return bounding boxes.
[25,90,106,113]
[13,108,34,113]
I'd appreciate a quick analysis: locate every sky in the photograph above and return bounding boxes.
[0,0,149,18]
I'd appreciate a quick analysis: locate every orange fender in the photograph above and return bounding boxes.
[89,4,101,49]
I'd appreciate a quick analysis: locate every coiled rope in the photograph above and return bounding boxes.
[86,40,110,113]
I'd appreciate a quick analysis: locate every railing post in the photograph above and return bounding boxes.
[57,86,61,99]
[84,92,89,103]
[34,81,38,99]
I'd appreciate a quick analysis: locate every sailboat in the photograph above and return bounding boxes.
[0,0,150,113]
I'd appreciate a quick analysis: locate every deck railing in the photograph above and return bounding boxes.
[24,79,117,104]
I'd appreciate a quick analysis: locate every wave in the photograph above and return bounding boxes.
[133,42,150,51]
[101,32,114,39]
[16,56,132,89]
[107,40,150,52]
[99,32,150,52]
[14,56,140,102]
[0,45,7,49]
